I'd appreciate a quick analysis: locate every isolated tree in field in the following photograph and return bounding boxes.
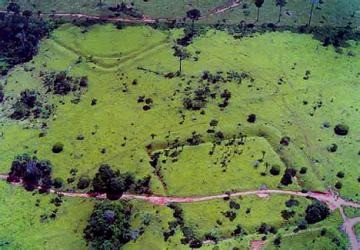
[275,0,287,23]
[254,0,265,22]
[173,45,190,74]
[186,9,201,31]
[308,0,319,26]
[305,201,329,224]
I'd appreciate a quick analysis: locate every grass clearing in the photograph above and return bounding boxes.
[0,21,359,249]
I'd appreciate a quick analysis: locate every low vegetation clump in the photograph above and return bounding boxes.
[7,154,53,191]
[108,3,142,18]
[10,89,54,120]
[84,201,133,250]
[41,71,88,96]
[92,164,151,199]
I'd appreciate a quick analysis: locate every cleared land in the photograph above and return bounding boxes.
[0,13,359,250]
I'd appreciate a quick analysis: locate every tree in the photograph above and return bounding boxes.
[0,4,51,72]
[186,9,201,31]
[254,0,265,22]
[173,45,189,74]
[305,201,329,224]
[275,0,287,23]
[92,164,136,199]
[84,201,132,249]
[308,0,319,26]
[7,154,53,191]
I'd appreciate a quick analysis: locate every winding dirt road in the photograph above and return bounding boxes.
[0,173,359,249]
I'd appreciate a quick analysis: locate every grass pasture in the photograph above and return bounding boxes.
[0,19,359,249]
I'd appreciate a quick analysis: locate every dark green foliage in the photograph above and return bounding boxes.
[334,124,349,136]
[52,142,64,153]
[257,223,277,234]
[229,200,240,210]
[270,165,280,175]
[10,89,54,120]
[186,9,201,30]
[77,176,90,189]
[108,3,142,18]
[254,0,265,8]
[222,210,237,221]
[335,181,342,189]
[52,177,63,189]
[84,201,132,250]
[42,71,88,96]
[0,4,53,73]
[280,168,296,186]
[281,210,295,220]
[336,171,345,178]
[232,224,247,236]
[10,89,38,120]
[285,199,299,208]
[305,201,330,224]
[7,154,52,191]
[186,132,204,146]
[92,164,151,199]
[299,167,307,174]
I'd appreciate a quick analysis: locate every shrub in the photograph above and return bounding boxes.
[77,176,90,189]
[53,177,63,189]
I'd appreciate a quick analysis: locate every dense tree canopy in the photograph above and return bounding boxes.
[305,201,330,224]
[84,201,133,249]
[8,154,53,191]
[92,164,151,199]
[0,3,53,74]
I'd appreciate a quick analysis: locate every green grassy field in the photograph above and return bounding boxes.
[0,182,93,250]
[156,137,296,196]
[0,18,359,249]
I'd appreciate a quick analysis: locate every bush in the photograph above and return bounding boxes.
[77,176,90,189]
[270,165,280,176]
[280,168,296,186]
[52,142,64,153]
[53,177,63,189]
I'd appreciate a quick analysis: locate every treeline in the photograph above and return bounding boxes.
[7,154,151,198]
[0,3,54,74]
